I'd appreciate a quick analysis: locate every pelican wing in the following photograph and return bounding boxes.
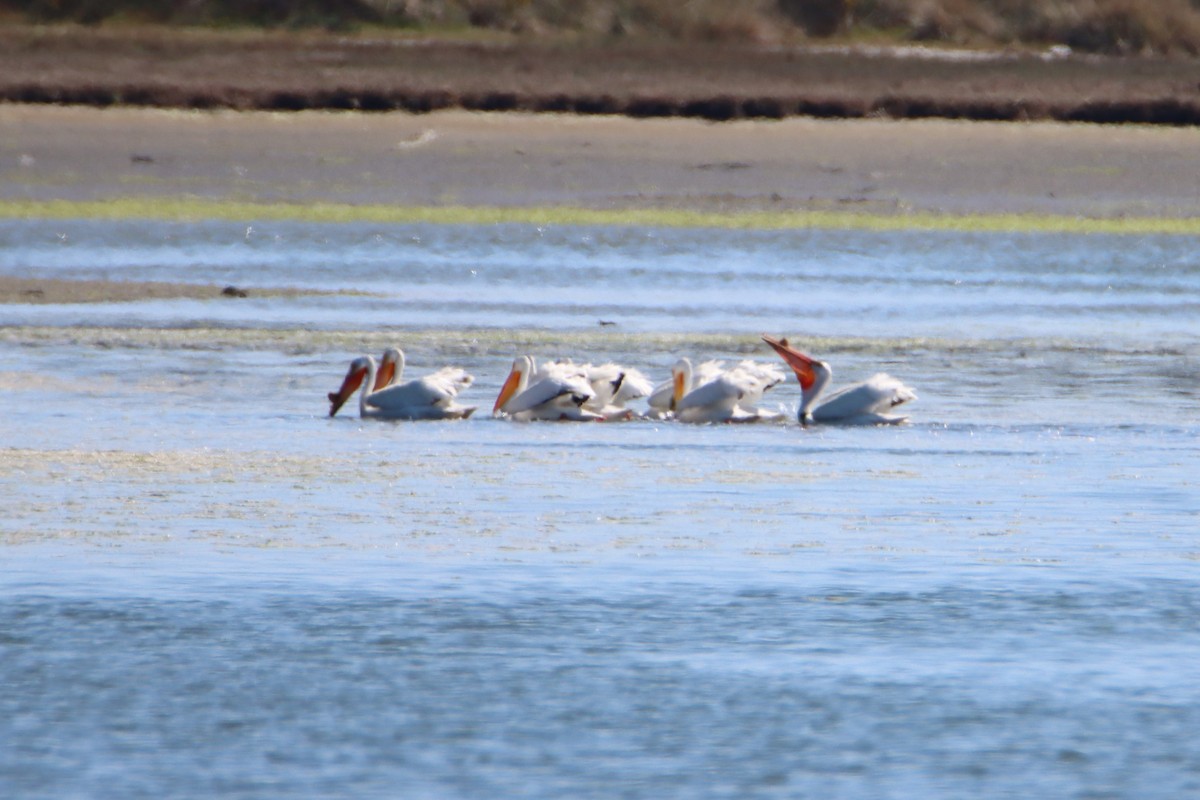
[421,367,474,399]
[813,373,917,424]
[613,367,653,405]
[675,375,744,423]
[725,360,785,407]
[570,362,653,415]
[366,368,476,419]
[503,374,594,415]
[580,362,625,409]
[647,378,674,413]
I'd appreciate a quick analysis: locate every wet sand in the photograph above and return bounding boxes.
[5,106,1199,216]
[3,104,1199,303]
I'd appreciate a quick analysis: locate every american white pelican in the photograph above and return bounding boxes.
[326,349,395,417]
[725,359,786,411]
[611,366,654,409]
[670,356,786,424]
[493,355,602,421]
[328,349,476,420]
[762,334,916,425]
[546,359,654,420]
[331,347,402,397]
[370,347,403,391]
[646,358,725,418]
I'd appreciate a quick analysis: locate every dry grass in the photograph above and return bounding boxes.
[867,0,1200,55]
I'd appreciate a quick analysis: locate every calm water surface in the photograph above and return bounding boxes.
[2,220,1198,798]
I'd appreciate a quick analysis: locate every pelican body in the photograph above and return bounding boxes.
[762,334,916,425]
[493,356,602,421]
[544,359,654,420]
[328,348,476,420]
[647,358,725,418]
[669,357,785,424]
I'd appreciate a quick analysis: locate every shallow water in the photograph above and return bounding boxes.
[2,220,1199,798]
[4,220,1199,342]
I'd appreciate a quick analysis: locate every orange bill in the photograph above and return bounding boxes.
[761,334,816,390]
[372,359,396,391]
[493,368,523,414]
[327,363,368,417]
[671,368,688,410]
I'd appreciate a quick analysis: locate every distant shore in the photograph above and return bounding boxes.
[4,27,1200,125]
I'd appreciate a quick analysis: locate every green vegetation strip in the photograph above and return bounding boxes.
[4,198,1200,235]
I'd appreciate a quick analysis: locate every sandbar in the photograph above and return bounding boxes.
[2,105,1199,303]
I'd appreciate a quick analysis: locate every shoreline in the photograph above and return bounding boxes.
[5,27,1200,126]
[6,107,1200,219]
[5,105,1200,306]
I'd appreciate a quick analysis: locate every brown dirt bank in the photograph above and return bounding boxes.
[5,27,1200,125]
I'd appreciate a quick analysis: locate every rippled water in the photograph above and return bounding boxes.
[4,220,1198,341]
[2,219,1198,798]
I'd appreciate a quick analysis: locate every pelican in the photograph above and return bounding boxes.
[369,347,403,391]
[327,349,476,420]
[612,366,654,409]
[762,334,916,425]
[602,363,654,419]
[670,356,785,424]
[493,355,602,421]
[326,349,396,418]
[546,360,654,420]
[646,358,725,418]
[329,347,402,398]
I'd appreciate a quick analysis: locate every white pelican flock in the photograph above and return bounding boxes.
[324,338,916,425]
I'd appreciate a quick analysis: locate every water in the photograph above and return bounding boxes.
[2,219,1199,798]
[4,220,1197,341]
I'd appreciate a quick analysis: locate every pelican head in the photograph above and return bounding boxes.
[328,356,371,417]
[761,334,832,421]
[493,355,534,415]
[670,357,693,412]
[374,347,404,391]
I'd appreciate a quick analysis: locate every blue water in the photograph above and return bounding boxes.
[2,219,1199,798]
[3,220,1197,342]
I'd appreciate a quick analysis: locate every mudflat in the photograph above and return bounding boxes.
[0,274,357,305]
[3,103,1198,303]
[4,105,1198,217]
